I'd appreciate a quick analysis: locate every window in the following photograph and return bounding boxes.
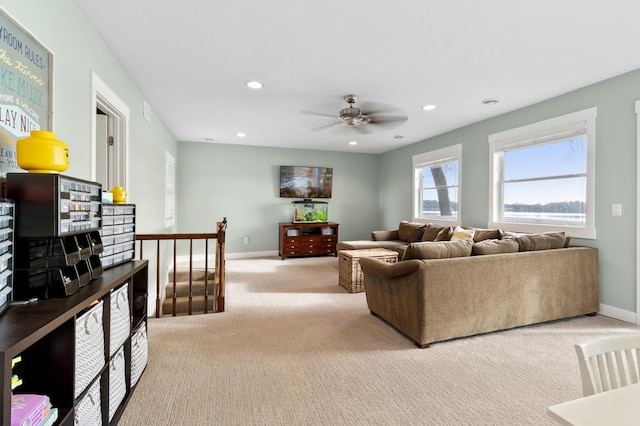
[412,144,462,224]
[488,107,596,239]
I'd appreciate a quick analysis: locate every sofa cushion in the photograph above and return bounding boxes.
[421,224,452,242]
[451,226,474,241]
[471,239,519,255]
[513,232,567,251]
[463,227,503,242]
[398,221,427,242]
[371,229,399,241]
[402,239,473,260]
[337,240,406,251]
[504,230,571,249]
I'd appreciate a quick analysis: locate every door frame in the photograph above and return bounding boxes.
[90,71,130,191]
[636,100,640,325]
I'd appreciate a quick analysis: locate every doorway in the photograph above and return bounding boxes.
[90,72,130,193]
[636,99,640,325]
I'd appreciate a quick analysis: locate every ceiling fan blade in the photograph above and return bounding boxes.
[310,121,342,132]
[370,115,408,125]
[300,110,338,119]
[358,101,404,116]
[349,124,372,135]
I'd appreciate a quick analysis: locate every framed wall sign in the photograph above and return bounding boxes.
[0,8,53,177]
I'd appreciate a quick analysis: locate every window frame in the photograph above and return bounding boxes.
[412,143,462,226]
[488,107,597,239]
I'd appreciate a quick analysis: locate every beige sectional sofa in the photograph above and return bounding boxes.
[336,221,504,259]
[340,221,600,348]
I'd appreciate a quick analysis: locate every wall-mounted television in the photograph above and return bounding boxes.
[279,166,333,199]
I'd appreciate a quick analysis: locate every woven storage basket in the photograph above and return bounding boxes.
[109,346,127,421]
[131,322,148,387]
[110,283,130,356]
[75,378,101,426]
[75,300,105,398]
[338,249,399,293]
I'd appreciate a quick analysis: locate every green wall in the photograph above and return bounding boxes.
[3,0,179,315]
[2,0,177,234]
[176,68,640,319]
[379,69,640,315]
[176,142,380,252]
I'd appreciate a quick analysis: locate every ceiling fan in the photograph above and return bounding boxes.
[302,94,407,134]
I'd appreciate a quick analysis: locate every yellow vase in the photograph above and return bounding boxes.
[16,130,69,174]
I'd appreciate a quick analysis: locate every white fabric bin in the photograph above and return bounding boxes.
[110,283,130,356]
[75,378,101,426]
[130,321,148,387]
[75,300,105,398]
[109,346,127,421]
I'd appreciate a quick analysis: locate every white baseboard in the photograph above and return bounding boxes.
[174,251,280,264]
[226,250,279,259]
[598,303,638,324]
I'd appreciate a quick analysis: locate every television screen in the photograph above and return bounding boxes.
[279,166,333,198]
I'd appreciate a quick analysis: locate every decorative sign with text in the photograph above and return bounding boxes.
[0,9,52,177]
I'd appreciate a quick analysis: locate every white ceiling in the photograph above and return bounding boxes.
[76,1,640,154]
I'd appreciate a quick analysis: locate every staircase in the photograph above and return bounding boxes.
[136,218,227,317]
[162,267,218,316]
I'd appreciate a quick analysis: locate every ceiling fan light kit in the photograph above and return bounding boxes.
[339,94,371,126]
[303,94,408,135]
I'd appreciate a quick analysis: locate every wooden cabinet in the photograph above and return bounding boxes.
[279,222,339,260]
[0,260,148,425]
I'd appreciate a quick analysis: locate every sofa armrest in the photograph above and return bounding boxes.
[359,257,425,346]
[371,229,399,241]
[358,257,421,278]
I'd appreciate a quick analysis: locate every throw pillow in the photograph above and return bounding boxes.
[450,226,474,241]
[435,226,453,241]
[463,227,502,242]
[515,232,566,251]
[402,239,473,260]
[421,224,449,241]
[398,221,427,242]
[471,239,519,255]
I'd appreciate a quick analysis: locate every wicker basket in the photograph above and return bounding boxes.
[75,379,102,426]
[109,346,126,421]
[131,322,148,387]
[75,300,105,398]
[338,248,399,293]
[110,283,130,356]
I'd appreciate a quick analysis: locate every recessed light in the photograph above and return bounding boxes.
[349,141,358,145]
[422,104,436,111]
[482,97,500,105]
[246,81,263,89]
[236,132,246,138]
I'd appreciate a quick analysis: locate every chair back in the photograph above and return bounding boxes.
[575,334,640,396]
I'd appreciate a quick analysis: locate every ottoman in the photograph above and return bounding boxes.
[338,248,399,293]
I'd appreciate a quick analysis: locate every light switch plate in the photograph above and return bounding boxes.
[612,203,622,216]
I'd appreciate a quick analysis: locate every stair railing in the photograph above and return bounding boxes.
[135,218,227,317]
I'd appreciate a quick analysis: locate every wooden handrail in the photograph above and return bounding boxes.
[136,218,227,317]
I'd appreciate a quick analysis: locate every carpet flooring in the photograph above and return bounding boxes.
[117,256,640,425]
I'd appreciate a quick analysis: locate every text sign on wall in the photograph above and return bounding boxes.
[0,9,52,176]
